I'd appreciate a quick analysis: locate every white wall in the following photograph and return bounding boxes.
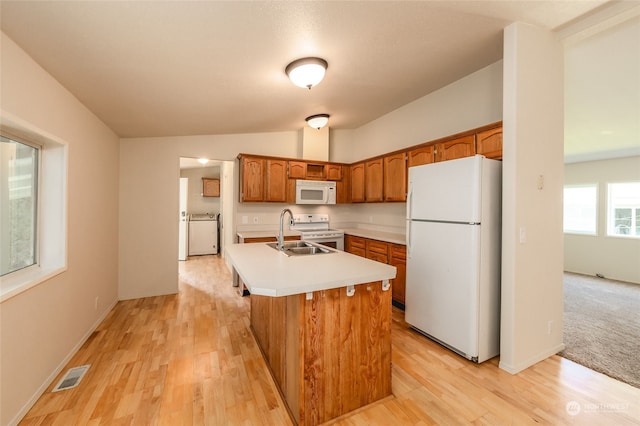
[500,23,565,374]
[118,132,301,299]
[350,61,503,161]
[564,156,640,283]
[0,32,120,425]
[180,165,221,215]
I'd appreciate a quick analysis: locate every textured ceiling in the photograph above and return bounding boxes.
[1,1,638,161]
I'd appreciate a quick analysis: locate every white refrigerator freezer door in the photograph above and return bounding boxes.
[408,155,482,223]
[405,220,480,359]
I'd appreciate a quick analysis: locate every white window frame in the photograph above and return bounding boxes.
[563,184,598,236]
[0,113,68,301]
[607,181,640,239]
[1,134,41,277]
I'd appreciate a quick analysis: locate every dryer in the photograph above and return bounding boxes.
[188,213,218,255]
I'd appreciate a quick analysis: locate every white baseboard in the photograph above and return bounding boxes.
[7,299,118,426]
[499,343,566,374]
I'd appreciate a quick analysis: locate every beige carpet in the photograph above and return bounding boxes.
[559,272,640,389]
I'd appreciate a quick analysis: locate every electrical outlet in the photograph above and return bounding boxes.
[94,296,99,311]
[519,227,527,244]
[242,216,248,224]
[548,320,553,335]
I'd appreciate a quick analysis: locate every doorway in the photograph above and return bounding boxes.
[178,157,234,263]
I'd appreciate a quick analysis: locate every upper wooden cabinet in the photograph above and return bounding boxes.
[435,134,476,162]
[476,127,503,160]
[238,122,501,204]
[350,162,365,203]
[240,156,265,202]
[383,153,407,202]
[365,159,384,202]
[202,178,220,197]
[239,155,288,202]
[288,161,307,179]
[266,159,287,202]
[288,160,343,181]
[407,145,435,168]
[325,164,343,181]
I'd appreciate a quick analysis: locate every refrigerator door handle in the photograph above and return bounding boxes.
[407,220,412,258]
[406,186,412,258]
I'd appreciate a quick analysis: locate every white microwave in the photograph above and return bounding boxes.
[295,180,336,205]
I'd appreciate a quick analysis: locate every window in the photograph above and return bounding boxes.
[0,117,67,302]
[608,182,640,238]
[1,136,39,276]
[563,184,597,235]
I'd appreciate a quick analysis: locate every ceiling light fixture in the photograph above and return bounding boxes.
[285,57,328,89]
[306,114,330,129]
[197,158,209,165]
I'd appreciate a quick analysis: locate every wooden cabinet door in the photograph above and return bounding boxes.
[202,178,220,197]
[389,244,406,307]
[383,153,406,201]
[408,145,435,167]
[365,158,384,202]
[476,127,503,160]
[241,156,265,201]
[350,163,365,203]
[435,135,476,162]
[326,164,343,181]
[336,166,350,204]
[266,159,287,202]
[288,161,307,179]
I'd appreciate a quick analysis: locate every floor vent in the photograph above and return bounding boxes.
[52,365,90,392]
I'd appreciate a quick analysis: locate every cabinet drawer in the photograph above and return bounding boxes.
[350,247,366,258]
[347,235,366,250]
[366,239,389,255]
[390,244,406,260]
[367,251,388,264]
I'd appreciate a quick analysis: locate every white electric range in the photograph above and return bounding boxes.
[291,213,344,250]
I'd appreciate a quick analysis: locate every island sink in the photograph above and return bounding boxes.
[266,240,333,256]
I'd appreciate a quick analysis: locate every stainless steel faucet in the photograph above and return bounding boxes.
[278,208,294,250]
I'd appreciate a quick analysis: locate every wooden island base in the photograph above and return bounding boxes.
[250,280,392,425]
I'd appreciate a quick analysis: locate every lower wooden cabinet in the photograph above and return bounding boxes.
[389,244,406,306]
[250,281,392,425]
[345,235,365,257]
[345,234,406,308]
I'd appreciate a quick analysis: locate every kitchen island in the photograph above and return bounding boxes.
[226,242,396,426]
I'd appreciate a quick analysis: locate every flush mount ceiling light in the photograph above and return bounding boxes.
[306,114,330,129]
[285,57,328,89]
[197,158,209,165]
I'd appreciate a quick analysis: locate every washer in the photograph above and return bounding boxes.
[188,213,219,256]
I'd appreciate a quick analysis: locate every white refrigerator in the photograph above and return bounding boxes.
[405,155,502,363]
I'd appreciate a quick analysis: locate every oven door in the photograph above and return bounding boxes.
[304,235,344,251]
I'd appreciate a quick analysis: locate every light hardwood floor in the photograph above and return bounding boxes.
[21,255,640,425]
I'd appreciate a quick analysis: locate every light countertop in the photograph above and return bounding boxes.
[341,228,406,245]
[227,242,396,297]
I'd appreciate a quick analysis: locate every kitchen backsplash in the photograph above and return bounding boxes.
[235,202,406,235]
